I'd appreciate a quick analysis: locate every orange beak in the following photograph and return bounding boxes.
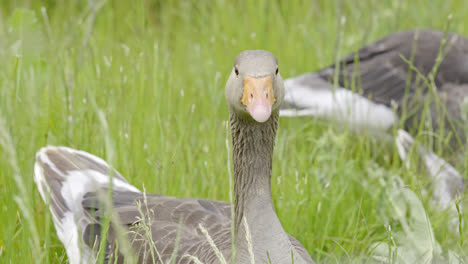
[241,76,276,123]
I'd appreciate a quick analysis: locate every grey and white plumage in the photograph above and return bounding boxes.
[282,30,467,227]
[281,29,468,151]
[395,129,463,227]
[34,50,314,264]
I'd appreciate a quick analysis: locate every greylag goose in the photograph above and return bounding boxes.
[34,50,314,264]
[395,129,463,226]
[281,30,468,151]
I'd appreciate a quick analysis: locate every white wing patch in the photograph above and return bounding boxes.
[34,159,50,202]
[61,169,140,212]
[281,78,396,131]
[57,212,82,264]
[34,146,140,264]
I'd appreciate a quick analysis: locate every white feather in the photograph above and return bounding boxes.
[395,130,463,228]
[34,146,140,264]
[281,78,396,131]
[61,169,139,212]
[33,159,49,202]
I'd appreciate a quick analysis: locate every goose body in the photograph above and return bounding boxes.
[396,130,463,211]
[395,129,463,228]
[34,51,314,264]
[282,30,466,227]
[281,30,468,150]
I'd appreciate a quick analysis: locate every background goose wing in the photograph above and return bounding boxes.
[319,30,468,107]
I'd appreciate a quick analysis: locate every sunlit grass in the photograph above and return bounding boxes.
[0,0,467,263]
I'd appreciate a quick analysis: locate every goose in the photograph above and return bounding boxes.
[34,50,314,264]
[281,30,468,151]
[395,129,463,227]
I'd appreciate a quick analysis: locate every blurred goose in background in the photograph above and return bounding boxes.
[282,29,467,222]
[281,30,468,152]
[396,129,463,226]
[34,51,314,264]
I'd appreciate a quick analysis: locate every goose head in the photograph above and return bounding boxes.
[225,50,284,123]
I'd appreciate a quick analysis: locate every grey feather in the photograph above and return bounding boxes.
[395,129,463,228]
[282,29,468,150]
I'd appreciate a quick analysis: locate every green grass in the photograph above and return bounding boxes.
[0,0,467,263]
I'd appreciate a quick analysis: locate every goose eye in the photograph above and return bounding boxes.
[275,66,279,75]
[234,66,239,76]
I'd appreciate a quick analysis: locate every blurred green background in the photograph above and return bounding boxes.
[0,0,467,263]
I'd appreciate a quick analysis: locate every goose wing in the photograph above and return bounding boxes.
[35,146,233,264]
[319,30,468,107]
[282,30,468,139]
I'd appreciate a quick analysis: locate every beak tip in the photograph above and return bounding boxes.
[248,104,272,123]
